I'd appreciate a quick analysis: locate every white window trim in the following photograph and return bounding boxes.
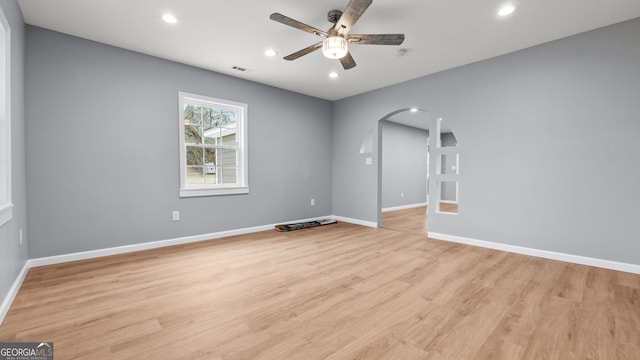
[0,204,12,227]
[0,7,11,228]
[178,92,248,197]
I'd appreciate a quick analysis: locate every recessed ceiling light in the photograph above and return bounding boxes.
[265,49,276,57]
[410,108,418,112]
[162,13,178,24]
[329,72,339,79]
[497,5,516,17]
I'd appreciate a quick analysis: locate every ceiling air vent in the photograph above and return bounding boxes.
[232,65,252,72]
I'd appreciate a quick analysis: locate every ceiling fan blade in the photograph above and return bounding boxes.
[335,0,373,33]
[283,42,323,61]
[348,34,405,45]
[270,13,328,37]
[340,52,357,70]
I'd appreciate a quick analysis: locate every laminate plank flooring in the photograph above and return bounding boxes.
[381,205,457,236]
[382,206,428,236]
[1,219,639,359]
[438,202,458,214]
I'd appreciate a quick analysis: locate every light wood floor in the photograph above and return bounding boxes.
[382,206,428,236]
[381,205,457,237]
[438,202,458,214]
[1,215,639,359]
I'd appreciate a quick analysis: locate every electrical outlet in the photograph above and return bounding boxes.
[172,211,180,221]
[19,229,23,245]
[310,198,315,206]
[365,157,372,165]
[401,192,404,198]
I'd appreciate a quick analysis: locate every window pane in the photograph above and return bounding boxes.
[186,166,204,185]
[183,104,202,125]
[202,107,216,144]
[218,149,237,168]
[217,149,237,184]
[203,163,216,175]
[218,167,237,184]
[221,131,237,146]
[204,148,216,164]
[220,111,237,145]
[186,146,203,166]
[184,124,201,144]
[204,171,217,184]
[204,110,236,146]
[203,125,218,145]
[203,163,217,184]
[204,148,216,184]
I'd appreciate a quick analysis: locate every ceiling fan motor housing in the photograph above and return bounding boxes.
[328,10,342,24]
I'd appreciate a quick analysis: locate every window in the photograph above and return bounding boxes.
[0,7,11,227]
[178,92,248,197]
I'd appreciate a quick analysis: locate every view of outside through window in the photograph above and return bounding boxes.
[183,103,238,185]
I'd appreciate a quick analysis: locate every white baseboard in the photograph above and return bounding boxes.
[23,214,376,270]
[439,200,458,204]
[332,215,378,228]
[382,202,427,213]
[28,215,333,268]
[0,261,29,325]
[428,232,640,275]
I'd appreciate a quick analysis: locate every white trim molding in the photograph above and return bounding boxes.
[28,215,332,268]
[382,202,427,213]
[0,261,28,325]
[332,215,378,228]
[21,214,375,269]
[0,6,12,228]
[179,186,249,198]
[428,232,640,275]
[25,215,376,270]
[0,202,13,228]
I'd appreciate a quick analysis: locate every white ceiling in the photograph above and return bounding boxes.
[17,0,640,101]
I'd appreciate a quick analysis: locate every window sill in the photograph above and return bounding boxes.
[179,187,249,198]
[0,203,13,228]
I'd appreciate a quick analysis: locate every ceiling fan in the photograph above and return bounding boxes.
[270,0,405,70]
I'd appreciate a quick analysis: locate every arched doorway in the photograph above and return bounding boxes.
[377,109,459,234]
[377,108,433,231]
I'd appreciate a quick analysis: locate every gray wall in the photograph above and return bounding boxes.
[381,121,428,209]
[0,0,26,304]
[25,26,333,258]
[13,13,640,269]
[333,17,640,265]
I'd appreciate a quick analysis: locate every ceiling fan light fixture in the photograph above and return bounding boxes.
[322,36,348,59]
